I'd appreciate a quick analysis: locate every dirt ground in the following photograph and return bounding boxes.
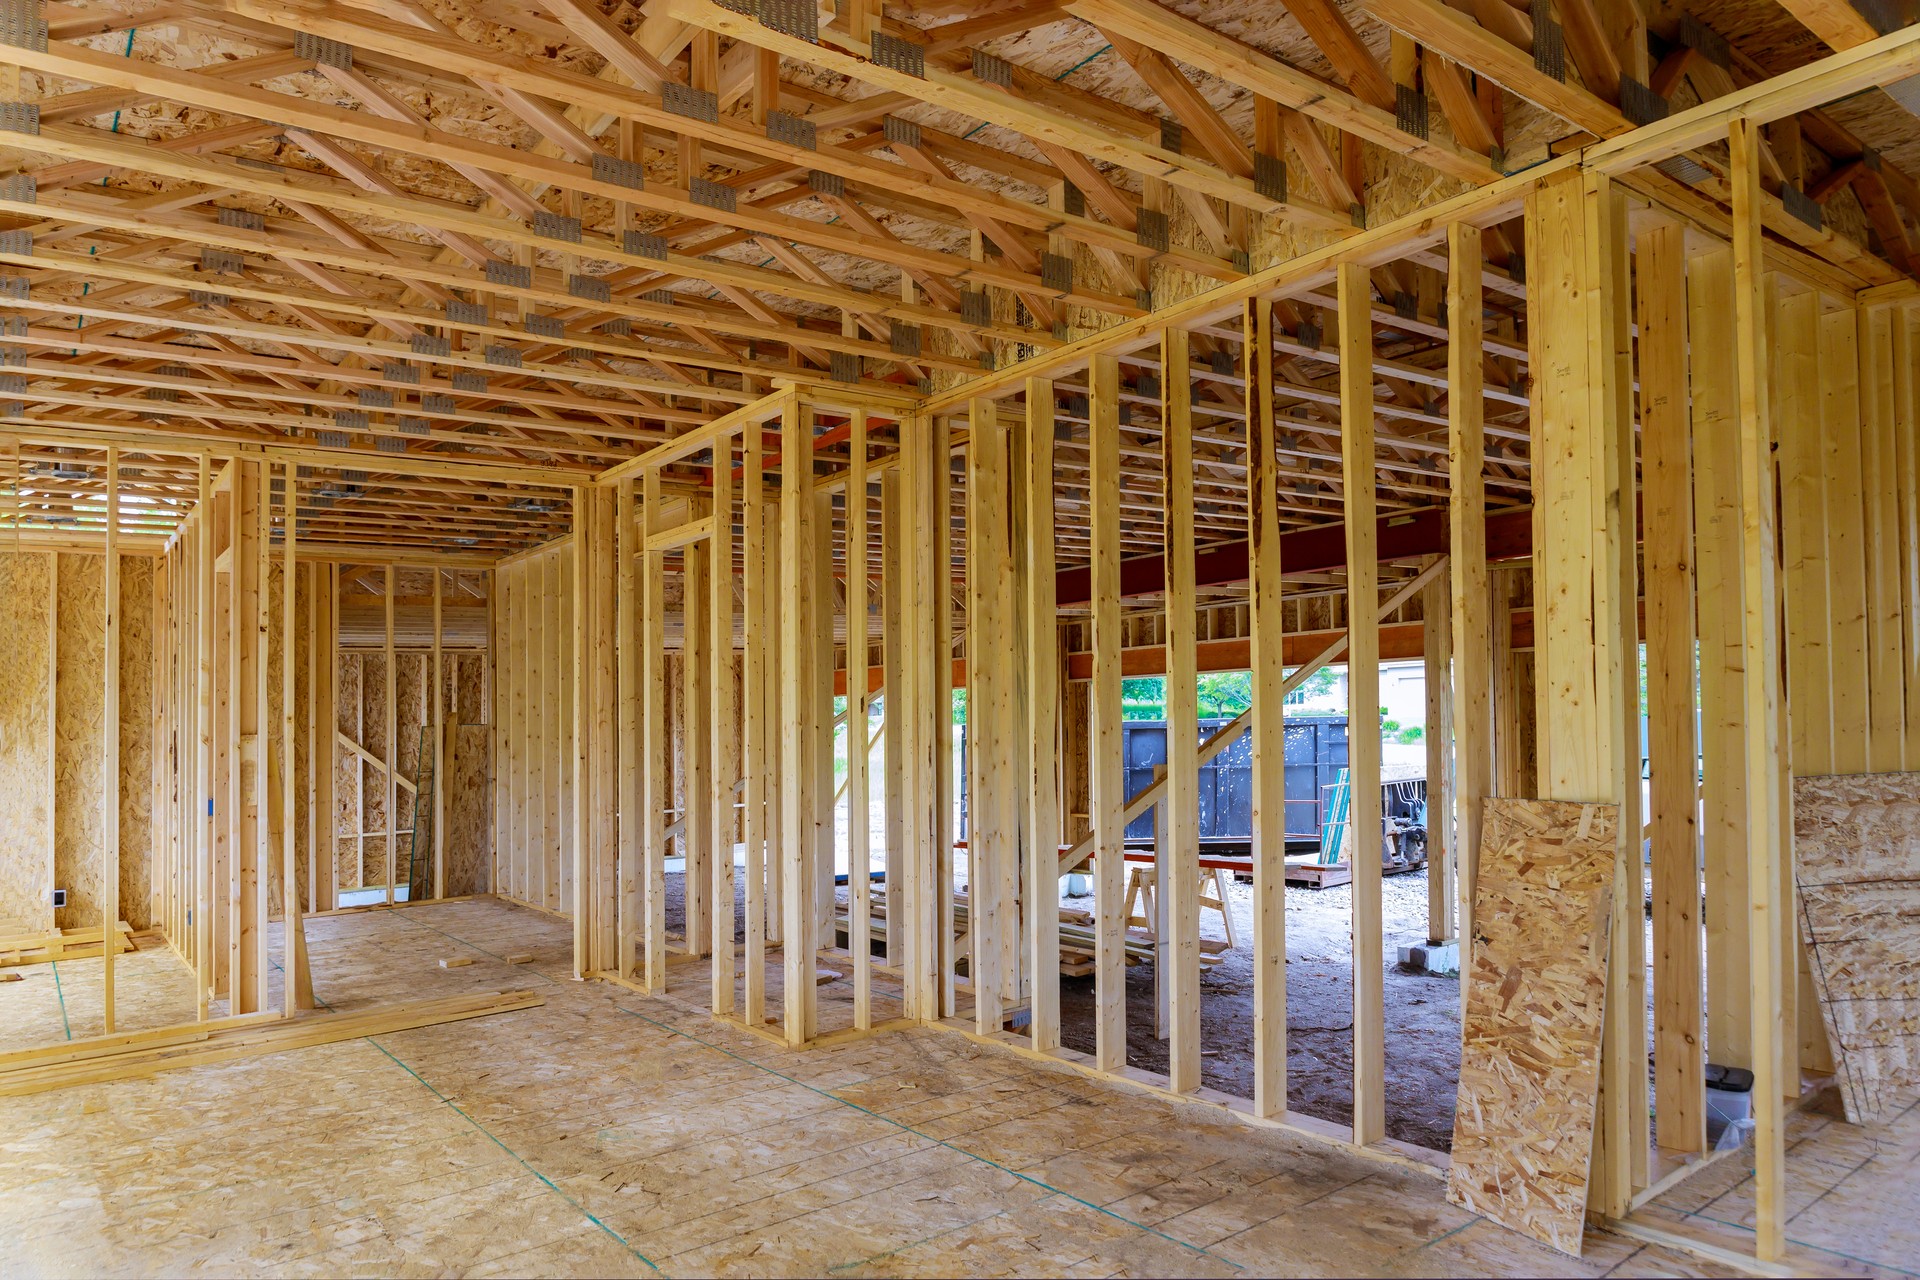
[1054,869,1464,1153]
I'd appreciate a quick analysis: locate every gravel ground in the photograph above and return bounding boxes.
[1054,867,1464,1153]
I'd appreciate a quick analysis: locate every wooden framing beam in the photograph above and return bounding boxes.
[1338,261,1384,1148]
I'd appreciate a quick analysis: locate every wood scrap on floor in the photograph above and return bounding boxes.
[1449,797,1619,1257]
[0,922,136,967]
[0,989,544,1097]
[1792,772,1920,1126]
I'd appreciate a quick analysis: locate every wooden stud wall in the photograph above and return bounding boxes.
[493,539,575,917]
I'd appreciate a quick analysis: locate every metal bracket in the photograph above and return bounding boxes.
[483,344,523,368]
[882,114,921,149]
[623,230,668,260]
[1781,183,1824,230]
[1395,84,1429,140]
[1136,208,1170,253]
[1531,0,1565,81]
[0,173,33,205]
[422,394,454,413]
[293,31,353,69]
[524,314,564,340]
[534,210,582,243]
[445,300,487,326]
[200,248,244,274]
[830,351,859,382]
[411,334,451,357]
[0,103,39,136]
[690,177,737,213]
[569,273,611,303]
[357,388,393,408]
[808,169,845,198]
[870,31,925,78]
[972,49,1012,87]
[1253,152,1286,203]
[592,153,645,191]
[767,110,816,150]
[759,0,818,43]
[1678,14,1729,69]
[217,206,265,232]
[484,260,532,290]
[1160,117,1183,155]
[1041,252,1073,293]
[665,82,720,123]
[0,0,47,52]
[890,322,921,357]
[334,410,369,430]
[1619,76,1669,125]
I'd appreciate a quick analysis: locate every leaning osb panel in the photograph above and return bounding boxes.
[1449,796,1618,1257]
[117,557,155,931]
[1794,772,1920,1126]
[0,553,53,928]
[447,724,492,897]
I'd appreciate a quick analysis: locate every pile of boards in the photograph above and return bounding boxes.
[0,921,135,966]
[841,892,1227,977]
[0,989,543,1097]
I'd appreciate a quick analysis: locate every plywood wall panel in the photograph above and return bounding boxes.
[117,556,153,931]
[447,723,491,896]
[1449,797,1618,1257]
[54,553,107,932]
[0,553,53,928]
[1794,772,1920,1126]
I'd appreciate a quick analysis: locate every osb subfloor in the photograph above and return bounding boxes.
[0,896,1905,1279]
[0,933,197,1051]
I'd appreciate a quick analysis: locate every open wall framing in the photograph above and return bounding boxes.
[7,2,1920,1269]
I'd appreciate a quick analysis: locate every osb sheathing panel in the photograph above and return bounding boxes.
[54,553,106,932]
[1793,772,1920,1126]
[0,553,53,929]
[447,724,492,897]
[334,653,362,892]
[117,556,153,933]
[1449,796,1618,1257]
[395,652,426,841]
[50,555,157,933]
[359,651,389,887]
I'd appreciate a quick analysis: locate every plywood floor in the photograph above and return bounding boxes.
[0,933,197,1052]
[0,896,1905,1278]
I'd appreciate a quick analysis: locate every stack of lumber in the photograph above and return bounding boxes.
[841,893,1227,977]
[0,921,136,966]
[0,989,543,1097]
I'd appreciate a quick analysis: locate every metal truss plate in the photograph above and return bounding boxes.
[592,153,645,191]
[533,210,582,243]
[623,230,667,260]
[664,82,719,124]
[484,260,532,290]
[870,31,924,78]
[689,177,736,213]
